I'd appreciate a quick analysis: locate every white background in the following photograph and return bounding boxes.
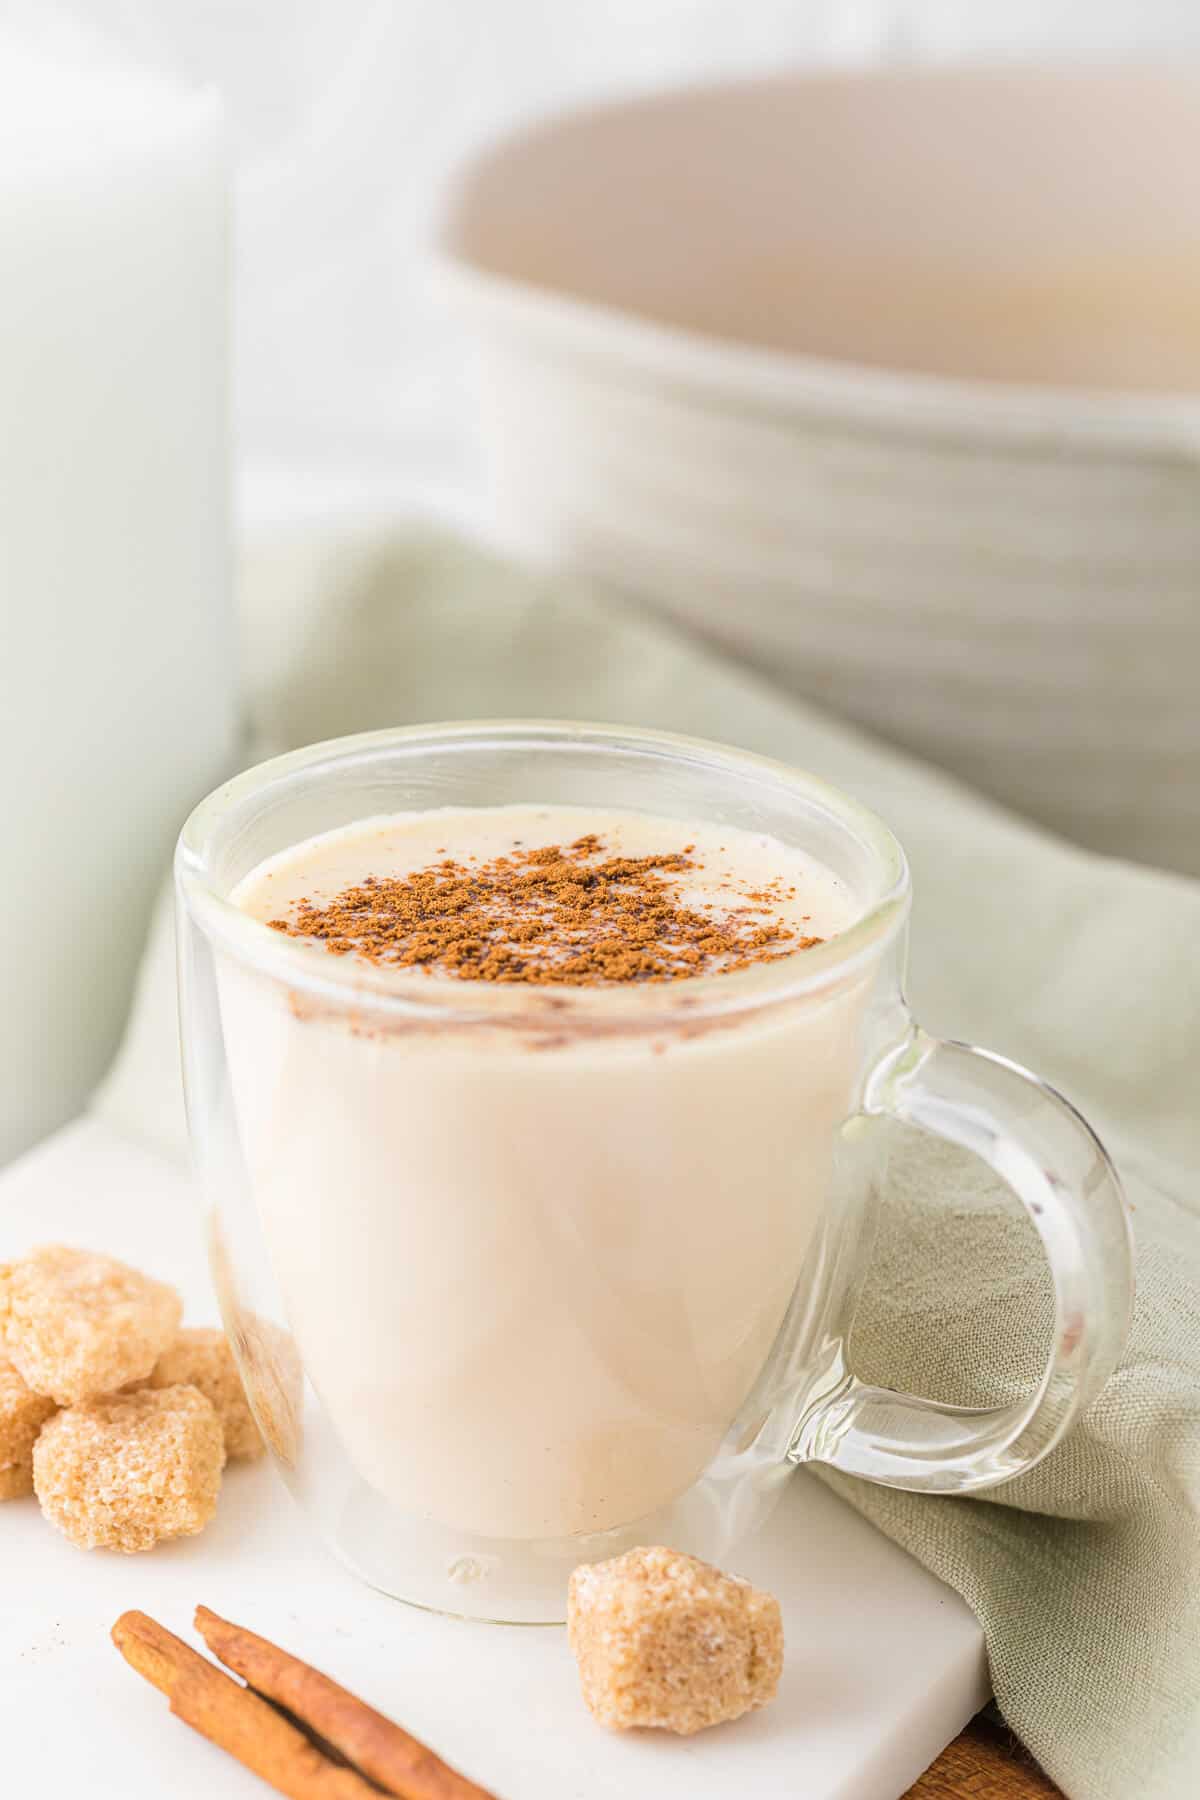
[9,0,1200,507]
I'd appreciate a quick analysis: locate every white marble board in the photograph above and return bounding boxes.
[0,1118,989,1798]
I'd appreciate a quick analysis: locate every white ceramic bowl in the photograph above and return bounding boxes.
[436,65,1200,875]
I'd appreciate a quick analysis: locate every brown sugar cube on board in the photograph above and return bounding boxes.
[207,1224,303,1468]
[0,1245,181,1405]
[0,1356,57,1500]
[145,1328,263,1461]
[229,1311,304,1468]
[568,1546,784,1735]
[33,1385,224,1552]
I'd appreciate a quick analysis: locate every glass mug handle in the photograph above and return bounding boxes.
[792,1028,1135,1492]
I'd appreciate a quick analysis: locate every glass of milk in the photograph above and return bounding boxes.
[176,721,1133,1621]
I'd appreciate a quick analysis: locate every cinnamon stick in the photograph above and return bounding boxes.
[111,1612,380,1800]
[194,1605,497,1800]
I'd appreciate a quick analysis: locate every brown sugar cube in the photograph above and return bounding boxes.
[33,1384,224,1552]
[145,1327,263,1461]
[228,1310,304,1468]
[0,1245,181,1404]
[567,1546,784,1735]
[0,1356,57,1500]
[207,1220,302,1468]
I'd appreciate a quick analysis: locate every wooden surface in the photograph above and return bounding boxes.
[907,1715,1062,1799]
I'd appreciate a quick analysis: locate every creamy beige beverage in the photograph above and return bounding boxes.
[224,805,864,1541]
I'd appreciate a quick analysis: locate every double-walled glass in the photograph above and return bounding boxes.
[176,722,1133,1622]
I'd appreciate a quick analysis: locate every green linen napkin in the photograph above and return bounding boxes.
[98,524,1200,1800]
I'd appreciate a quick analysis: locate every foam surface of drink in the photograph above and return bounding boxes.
[233,805,858,982]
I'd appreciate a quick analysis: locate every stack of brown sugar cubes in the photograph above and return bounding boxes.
[0,1245,262,1551]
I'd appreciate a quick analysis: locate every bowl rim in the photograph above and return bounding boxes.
[433,64,1200,458]
[432,256,1200,455]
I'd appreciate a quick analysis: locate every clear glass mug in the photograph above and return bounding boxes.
[176,721,1134,1622]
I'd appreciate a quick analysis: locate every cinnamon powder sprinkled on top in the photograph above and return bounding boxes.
[267,833,823,986]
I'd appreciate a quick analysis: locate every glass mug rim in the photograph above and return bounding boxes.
[176,718,912,1025]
